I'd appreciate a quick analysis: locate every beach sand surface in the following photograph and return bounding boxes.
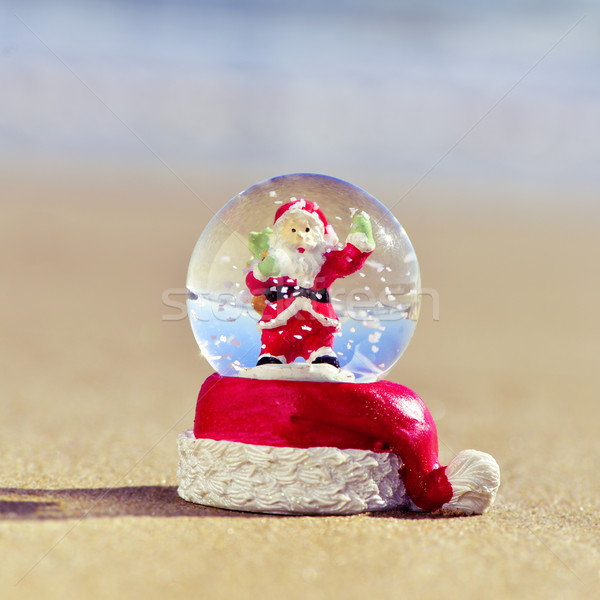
[1,173,598,600]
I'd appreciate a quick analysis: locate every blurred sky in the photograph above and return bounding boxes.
[1,0,599,207]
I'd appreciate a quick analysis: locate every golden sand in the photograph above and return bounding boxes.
[1,173,598,600]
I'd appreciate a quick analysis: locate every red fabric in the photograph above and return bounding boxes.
[245,244,371,327]
[194,374,453,511]
[260,311,337,362]
[246,243,372,361]
[314,243,371,289]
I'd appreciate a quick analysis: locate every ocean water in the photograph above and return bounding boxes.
[2,0,599,195]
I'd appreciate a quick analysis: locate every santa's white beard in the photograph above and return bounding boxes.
[270,242,327,288]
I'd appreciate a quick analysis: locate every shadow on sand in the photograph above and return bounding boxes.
[0,487,458,521]
[0,486,265,520]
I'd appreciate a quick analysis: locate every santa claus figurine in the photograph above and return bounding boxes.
[246,198,375,368]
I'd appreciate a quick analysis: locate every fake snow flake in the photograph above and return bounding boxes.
[228,336,242,348]
[368,331,382,344]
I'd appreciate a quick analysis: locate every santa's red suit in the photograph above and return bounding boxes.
[246,200,374,364]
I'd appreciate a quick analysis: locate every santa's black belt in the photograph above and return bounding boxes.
[265,285,330,304]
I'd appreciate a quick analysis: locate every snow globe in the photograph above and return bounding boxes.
[177,173,500,515]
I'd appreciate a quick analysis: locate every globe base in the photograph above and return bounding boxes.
[177,373,500,515]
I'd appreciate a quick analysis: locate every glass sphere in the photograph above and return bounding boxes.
[187,173,420,383]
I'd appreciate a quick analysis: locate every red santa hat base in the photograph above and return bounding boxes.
[177,374,501,515]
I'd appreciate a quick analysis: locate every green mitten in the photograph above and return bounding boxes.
[350,212,375,247]
[257,255,279,278]
[248,227,273,260]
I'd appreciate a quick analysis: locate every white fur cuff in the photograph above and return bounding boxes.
[346,232,375,253]
[177,432,409,515]
[177,433,500,516]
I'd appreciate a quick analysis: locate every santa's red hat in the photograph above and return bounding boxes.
[273,198,338,246]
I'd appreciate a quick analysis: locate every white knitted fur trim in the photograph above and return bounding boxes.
[442,449,501,515]
[177,431,409,515]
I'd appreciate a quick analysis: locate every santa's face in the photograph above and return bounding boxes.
[270,212,327,287]
[279,215,320,251]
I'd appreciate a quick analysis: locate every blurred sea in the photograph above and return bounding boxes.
[1,0,599,198]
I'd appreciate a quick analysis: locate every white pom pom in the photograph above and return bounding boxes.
[442,449,501,515]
